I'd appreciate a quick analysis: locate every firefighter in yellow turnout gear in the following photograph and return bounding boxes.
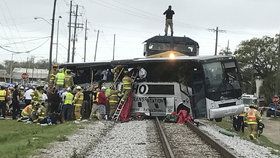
[121,71,133,103]
[245,104,262,140]
[64,69,74,88]
[108,86,119,117]
[50,64,58,86]
[73,86,84,120]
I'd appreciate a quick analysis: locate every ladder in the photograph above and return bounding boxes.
[111,71,138,122]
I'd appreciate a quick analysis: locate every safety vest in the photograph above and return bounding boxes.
[0,90,6,101]
[64,75,72,88]
[56,72,65,86]
[246,109,257,124]
[64,92,74,105]
[122,76,132,90]
[109,90,118,106]
[74,91,84,106]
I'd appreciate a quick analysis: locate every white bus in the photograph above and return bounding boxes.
[61,55,244,121]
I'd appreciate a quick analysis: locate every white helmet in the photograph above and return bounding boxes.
[101,86,106,90]
[66,87,71,91]
[76,86,82,90]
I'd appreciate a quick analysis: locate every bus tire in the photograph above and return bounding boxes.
[215,118,222,122]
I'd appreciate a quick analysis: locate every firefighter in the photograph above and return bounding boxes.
[64,69,74,88]
[245,104,262,140]
[55,69,65,90]
[33,86,43,104]
[50,64,58,85]
[0,86,7,118]
[121,71,133,103]
[112,65,124,82]
[73,86,84,120]
[108,85,119,118]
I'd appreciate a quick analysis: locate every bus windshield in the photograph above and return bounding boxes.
[203,61,241,101]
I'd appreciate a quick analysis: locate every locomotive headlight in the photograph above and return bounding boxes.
[169,53,175,59]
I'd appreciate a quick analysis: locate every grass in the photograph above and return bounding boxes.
[0,120,78,158]
[212,117,280,155]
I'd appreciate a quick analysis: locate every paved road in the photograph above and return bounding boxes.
[262,116,280,145]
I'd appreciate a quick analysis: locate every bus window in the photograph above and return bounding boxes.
[203,62,223,90]
[148,43,170,51]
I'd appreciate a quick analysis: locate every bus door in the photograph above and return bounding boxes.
[191,66,206,118]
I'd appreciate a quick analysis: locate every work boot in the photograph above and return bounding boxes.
[171,32,173,36]
[249,134,254,140]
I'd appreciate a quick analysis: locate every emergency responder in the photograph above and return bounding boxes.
[11,85,20,120]
[121,71,133,103]
[50,64,58,85]
[97,86,107,120]
[112,65,124,82]
[62,87,74,121]
[73,86,84,120]
[32,86,43,104]
[19,86,25,101]
[20,104,33,119]
[55,69,65,90]
[64,69,74,88]
[245,104,262,140]
[0,86,7,118]
[108,85,119,118]
[24,86,34,106]
[89,86,99,120]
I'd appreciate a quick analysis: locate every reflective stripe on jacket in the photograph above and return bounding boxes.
[64,75,73,88]
[109,90,118,106]
[64,92,74,105]
[246,109,258,124]
[0,90,6,101]
[122,76,132,90]
[56,72,65,86]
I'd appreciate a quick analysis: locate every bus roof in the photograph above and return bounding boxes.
[60,55,235,68]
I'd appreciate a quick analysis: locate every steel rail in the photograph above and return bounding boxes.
[155,117,175,158]
[186,121,237,158]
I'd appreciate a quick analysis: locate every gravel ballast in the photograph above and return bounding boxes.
[32,121,114,158]
[86,120,150,158]
[199,123,279,158]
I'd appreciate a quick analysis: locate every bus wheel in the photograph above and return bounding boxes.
[215,118,222,122]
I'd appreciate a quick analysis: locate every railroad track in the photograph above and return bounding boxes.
[155,117,237,158]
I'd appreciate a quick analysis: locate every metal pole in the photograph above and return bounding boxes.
[113,34,116,60]
[215,27,218,56]
[94,30,100,61]
[55,18,60,63]
[49,0,57,73]
[84,19,88,62]
[67,1,72,63]
[71,5,78,63]
[9,53,14,83]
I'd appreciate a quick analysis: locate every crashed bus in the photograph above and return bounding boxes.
[60,55,243,121]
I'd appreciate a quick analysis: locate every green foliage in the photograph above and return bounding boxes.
[0,120,77,158]
[234,34,280,101]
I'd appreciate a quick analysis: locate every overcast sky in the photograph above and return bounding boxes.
[0,0,280,64]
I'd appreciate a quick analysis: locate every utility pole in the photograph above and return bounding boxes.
[71,5,78,63]
[226,40,229,55]
[94,30,100,61]
[67,0,72,63]
[84,19,88,62]
[113,34,116,60]
[49,0,57,73]
[208,27,226,55]
[55,16,62,63]
[277,32,280,94]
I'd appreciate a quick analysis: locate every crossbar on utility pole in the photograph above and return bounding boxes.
[208,27,226,55]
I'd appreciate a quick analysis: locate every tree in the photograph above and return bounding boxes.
[234,34,280,104]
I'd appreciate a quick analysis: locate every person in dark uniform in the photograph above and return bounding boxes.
[11,85,20,120]
[163,5,175,36]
